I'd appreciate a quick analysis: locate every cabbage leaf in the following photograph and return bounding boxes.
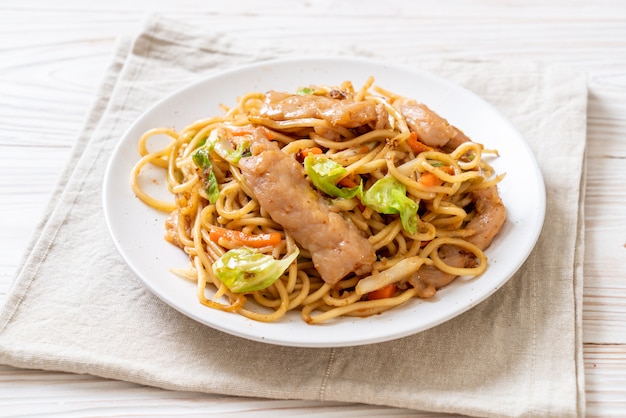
[361,176,419,234]
[304,155,361,199]
[212,247,300,293]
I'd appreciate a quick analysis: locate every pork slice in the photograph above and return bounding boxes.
[239,140,376,285]
[260,90,381,129]
[398,101,457,148]
[409,185,506,292]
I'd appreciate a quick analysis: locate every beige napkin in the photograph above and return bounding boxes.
[0,16,587,418]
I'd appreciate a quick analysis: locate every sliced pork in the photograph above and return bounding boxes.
[397,100,470,152]
[259,90,388,130]
[238,132,376,285]
[409,185,506,292]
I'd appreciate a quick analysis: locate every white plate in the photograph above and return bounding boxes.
[103,57,545,347]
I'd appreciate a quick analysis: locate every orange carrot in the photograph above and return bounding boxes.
[359,145,370,154]
[229,128,255,138]
[297,146,323,162]
[262,127,276,140]
[337,173,360,188]
[442,165,455,175]
[407,132,432,154]
[301,147,322,157]
[419,172,442,187]
[367,283,397,300]
[209,227,281,248]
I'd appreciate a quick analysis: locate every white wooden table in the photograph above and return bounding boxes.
[1,1,625,416]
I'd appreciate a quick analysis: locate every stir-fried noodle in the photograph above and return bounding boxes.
[131,77,506,324]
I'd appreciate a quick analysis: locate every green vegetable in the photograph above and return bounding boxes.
[304,155,361,199]
[191,128,252,204]
[212,247,300,293]
[361,176,419,234]
[296,86,315,95]
[192,148,219,204]
[209,129,250,164]
[427,159,445,167]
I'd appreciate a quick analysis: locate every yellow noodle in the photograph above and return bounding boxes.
[130,77,505,325]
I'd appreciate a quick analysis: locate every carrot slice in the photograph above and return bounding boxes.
[337,173,360,188]
[367,283,397,300]
[300,147,322,157]
[229,126,276,140]
[418,172,442,187]
[407,132,432,154]
[297,147,323,162]
[209,227,281,248]
[262,127,276,140]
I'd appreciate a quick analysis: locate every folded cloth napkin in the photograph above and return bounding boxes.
[0,15,587,418]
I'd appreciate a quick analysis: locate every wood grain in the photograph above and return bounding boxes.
[1,1,625,416]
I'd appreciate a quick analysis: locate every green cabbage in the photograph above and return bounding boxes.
[304,155,361,199]
[191,128,252,204]
[361,176,419,234]
[191,147,219,204]
[209,129,250,164]
[212,247,300,293]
